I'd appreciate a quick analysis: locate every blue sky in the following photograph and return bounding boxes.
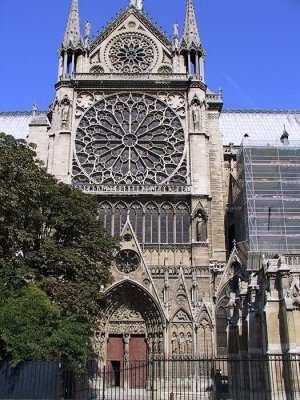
[0,0,299,111]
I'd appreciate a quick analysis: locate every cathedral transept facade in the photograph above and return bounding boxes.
[25,0,300,370]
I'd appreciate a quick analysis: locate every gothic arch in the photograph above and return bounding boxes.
[104,280,165,333]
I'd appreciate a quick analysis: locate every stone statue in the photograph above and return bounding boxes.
[158,332,164,354]
[153,334,158,354]
[186,332,193,356]
[173,23,179,38]
[32,102,37,116]
[191,101,201,131]
[171,332,178,355]
[196,211,207,242]
[85,20,91,39]
[123,333,130,364]
[179,332,186,354]
[60,96,71,128]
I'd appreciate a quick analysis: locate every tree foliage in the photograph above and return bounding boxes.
[0,133,119,366]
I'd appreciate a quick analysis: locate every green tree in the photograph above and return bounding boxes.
[0,133,119,365]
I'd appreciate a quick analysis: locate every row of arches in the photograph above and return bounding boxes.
[99,201,190,244]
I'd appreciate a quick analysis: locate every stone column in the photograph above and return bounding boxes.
[123,334,130,389]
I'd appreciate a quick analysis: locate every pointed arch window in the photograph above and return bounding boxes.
[114,203,128,237]
[145,203,159,243]
[176,203,190,243]
[99,202,113,235]
[161,203,174,244]
[129,203,143,243]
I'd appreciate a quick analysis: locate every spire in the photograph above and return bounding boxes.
[63,0,82,48]
[181,0,201,49]
[130,0,143,11]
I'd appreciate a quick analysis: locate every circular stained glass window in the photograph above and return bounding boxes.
[116,250,140,274]
[107,33,157,73]
[73,93,187,186]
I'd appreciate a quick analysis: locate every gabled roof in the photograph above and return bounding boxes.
[90,5,172,52]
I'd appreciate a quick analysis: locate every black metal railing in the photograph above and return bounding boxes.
[0,355,300,399]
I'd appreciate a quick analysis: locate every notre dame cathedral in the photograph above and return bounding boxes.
[7,0,299,370]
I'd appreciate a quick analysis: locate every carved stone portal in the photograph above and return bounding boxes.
[109,304,146,335]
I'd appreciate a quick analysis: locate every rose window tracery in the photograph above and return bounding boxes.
[115,250,140,274]
[73,93,187,186]
[107,33,157,73]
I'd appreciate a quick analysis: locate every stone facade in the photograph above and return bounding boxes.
[27,0,300,367]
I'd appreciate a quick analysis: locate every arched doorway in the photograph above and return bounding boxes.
[99,281,165,388]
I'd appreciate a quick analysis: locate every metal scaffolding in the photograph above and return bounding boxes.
[233,140,300,253]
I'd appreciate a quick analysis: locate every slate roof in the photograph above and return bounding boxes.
[0,112,33,139]
[220,110,300,146]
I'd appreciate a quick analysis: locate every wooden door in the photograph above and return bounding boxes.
[129,335,148,388]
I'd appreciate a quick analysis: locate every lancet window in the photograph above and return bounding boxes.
[99,201,190,244]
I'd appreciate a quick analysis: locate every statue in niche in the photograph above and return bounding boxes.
[196,210,208,242]
[179,332,186,354]
[186,332,193,356]
[191,100,201,131]
[158,332,164,355]
[171,332,178,355]
[60,95,71,128]
[153,334,158,354]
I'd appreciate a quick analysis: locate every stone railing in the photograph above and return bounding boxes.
[76,183,191,195]
[284,255,300,268]
[149,265,210,276]
[70,72,189,81]
[206,90,223,102]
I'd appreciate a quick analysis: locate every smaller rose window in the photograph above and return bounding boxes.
[116,250,140,274]
[107,33,157,73]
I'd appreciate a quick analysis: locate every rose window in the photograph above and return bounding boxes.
[73,93,187,186]
[115,250,140,274]
[107,33,156,73]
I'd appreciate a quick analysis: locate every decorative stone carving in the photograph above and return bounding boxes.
[157,92,186,117]
[115,249,140,274]
[75,91,105,118]
[176,284,187,305]
[105,33,158,73]
[73,93,187,186]
[173,309,191,323]
[158,66,172,74]
[109,304,146,335]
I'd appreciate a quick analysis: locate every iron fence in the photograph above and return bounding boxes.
[0,355,300,399]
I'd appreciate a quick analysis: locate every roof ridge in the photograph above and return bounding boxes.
[222,109,300,114]
[0,111,47,116]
